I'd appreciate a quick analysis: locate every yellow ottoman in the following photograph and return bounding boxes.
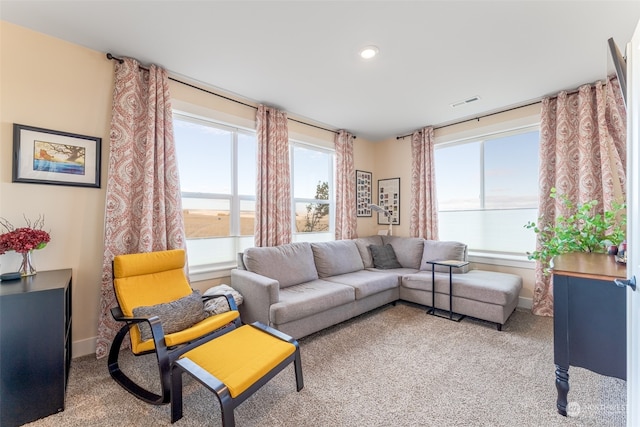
[170,322,303,426]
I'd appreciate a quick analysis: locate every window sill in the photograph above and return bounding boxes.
[188,263,236,283]
[468,252,535,270]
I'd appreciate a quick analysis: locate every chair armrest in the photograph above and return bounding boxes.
[111,306,154,324]
[111,306,126,321]
[110,307,167,345]
[231,269,279,326]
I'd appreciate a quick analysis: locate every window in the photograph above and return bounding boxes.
[435,127,539,256]
[290,141,334,243]
[173,113,256,271]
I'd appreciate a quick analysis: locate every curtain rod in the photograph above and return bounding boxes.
[106,53,348,137]
[395,100,542,140]
[395,82,601,140]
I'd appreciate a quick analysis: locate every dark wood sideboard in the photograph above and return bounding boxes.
[0,269,72,427]
[551,253,626,416]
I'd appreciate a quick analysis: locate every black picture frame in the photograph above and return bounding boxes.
[13,124,101,188]
[377,177,400,225]
[356,170,372,217]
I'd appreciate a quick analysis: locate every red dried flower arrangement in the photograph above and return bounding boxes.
[0,215,51,254]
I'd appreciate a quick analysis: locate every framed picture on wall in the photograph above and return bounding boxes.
[12,123,101,188]
[377,177,400,225]
[356,170,372,217]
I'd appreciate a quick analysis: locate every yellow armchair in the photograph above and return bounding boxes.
[107,249,241,405]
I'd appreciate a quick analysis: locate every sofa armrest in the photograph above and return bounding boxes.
[230,269,280,326]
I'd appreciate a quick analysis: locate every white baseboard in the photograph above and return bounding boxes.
[517,296,533,310]
[72,336,97,358]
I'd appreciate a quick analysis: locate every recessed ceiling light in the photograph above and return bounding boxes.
[359,46,379,59]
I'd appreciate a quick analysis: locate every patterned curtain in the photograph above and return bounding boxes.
[255,105,292,247]
[533,77,626,316]
[410,127,439,239]
[335,130,357,240]
[95,58,186,358]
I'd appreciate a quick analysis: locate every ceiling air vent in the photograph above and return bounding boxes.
[450,96,481,108]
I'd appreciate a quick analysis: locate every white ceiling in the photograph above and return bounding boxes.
[2,1,639,141]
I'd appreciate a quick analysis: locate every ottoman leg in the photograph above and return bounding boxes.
[170,365,184,423]
[294,348,304,392]
[219,393,236,427]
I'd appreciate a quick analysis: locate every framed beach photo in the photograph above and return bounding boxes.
[13,124,101,188]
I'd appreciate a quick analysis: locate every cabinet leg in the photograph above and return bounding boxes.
[555,365,569,416]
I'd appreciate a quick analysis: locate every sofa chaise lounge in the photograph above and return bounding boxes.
[230,235,523,339]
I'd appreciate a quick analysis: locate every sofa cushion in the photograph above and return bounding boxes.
[369,244,403,269]
[366,267,420,275]
[382,236,424,268]
[270,279,355,324]
[353,236,384,268]
[132,290,206,341]
[451,270,522,306]
[402,270,522,306]
[243,242,318,288]
[311,240,364,278]
[402,271,460,294]
[325,270,399,299]
[420,240,469,273]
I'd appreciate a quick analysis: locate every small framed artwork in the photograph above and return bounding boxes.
[356,170,373,217]
[13,124,101,188]
[377,177,400,225]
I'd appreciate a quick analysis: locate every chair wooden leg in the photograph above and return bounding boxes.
[108,324,167,405]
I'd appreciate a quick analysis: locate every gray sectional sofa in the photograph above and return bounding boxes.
[230,235,522,339]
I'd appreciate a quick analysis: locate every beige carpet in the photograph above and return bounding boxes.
[25,303,626,427]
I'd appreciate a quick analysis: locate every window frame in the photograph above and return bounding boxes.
[173,111,257,279]
[434,123,541,267]
[289,139,335,242]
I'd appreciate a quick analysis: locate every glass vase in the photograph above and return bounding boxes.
[19,250,36,276]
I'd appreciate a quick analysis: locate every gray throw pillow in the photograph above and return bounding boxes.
[132,290,206,341]
[369,244,403,269]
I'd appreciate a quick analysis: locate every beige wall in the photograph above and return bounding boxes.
[353,136,379,236]
[1,21,537,357]
[1,21,112,356]
[371,137,412,236]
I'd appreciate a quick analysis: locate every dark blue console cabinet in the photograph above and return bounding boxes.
[551,253,626,416]
[0,269,72,427]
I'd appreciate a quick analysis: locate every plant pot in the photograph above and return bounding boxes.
[19,251,36,276]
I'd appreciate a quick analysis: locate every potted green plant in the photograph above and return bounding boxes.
[525,188,626,274]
